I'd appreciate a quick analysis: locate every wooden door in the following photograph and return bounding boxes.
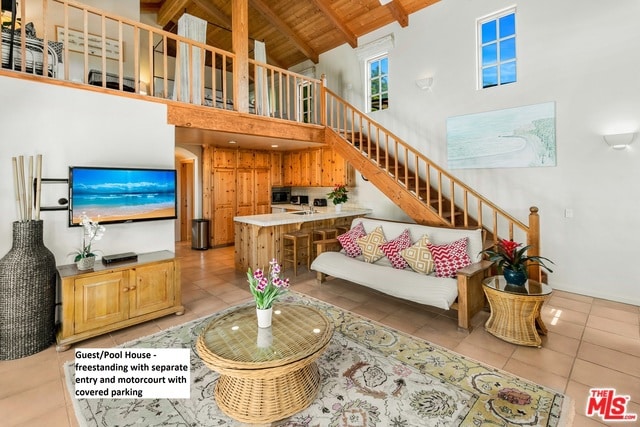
[179,160,194,241]
[236,168,254,217]
[129,261,175,318]
[213,168,236,246]
[74,271,128,333]
[255,168,271,214]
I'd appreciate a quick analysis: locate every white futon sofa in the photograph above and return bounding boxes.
[310,217,492,330]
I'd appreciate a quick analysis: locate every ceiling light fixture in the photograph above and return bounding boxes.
[228,140,237,144]
[379,0,393,5]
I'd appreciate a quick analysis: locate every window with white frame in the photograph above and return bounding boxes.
[367,54,389,112]
[478,8,516,88]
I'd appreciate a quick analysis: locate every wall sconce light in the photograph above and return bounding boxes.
[415,76,433,91]
[603,132,636,150]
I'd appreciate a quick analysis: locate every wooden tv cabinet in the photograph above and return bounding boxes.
[55,250,183,352]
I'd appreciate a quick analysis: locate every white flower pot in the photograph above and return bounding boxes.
[256,307,273,328]
[335,204,343,213]
[76,256,96,271]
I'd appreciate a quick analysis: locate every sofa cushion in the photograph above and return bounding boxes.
[427,237,472,278]
[337,221,366,257]
[357,226,387,263]
[379,228,412,269]
[400,234,435,274]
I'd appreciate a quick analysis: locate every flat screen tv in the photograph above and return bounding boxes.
[69,166,177,226]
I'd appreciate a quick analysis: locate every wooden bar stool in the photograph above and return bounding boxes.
[336,226,349,235]
[282,231,311,276]
[312,228,339,258]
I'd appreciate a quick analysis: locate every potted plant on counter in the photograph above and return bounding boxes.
[327,184,349,212]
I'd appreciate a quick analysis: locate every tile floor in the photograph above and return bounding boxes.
[1,243,638,426]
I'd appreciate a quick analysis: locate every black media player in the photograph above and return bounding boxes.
[102,252,138,265]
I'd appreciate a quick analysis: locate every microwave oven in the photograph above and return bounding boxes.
[271,186,291,204]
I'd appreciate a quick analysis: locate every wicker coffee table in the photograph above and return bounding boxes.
[483,276,552,348]
[196,303,333,423]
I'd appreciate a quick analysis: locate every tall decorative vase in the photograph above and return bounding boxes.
[335,203,343,213]
[256,307,273,328]
[0,220,56,360]
[503,268,527,286]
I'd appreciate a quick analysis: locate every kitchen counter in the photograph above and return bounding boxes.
[234,208,371,271]
[234,207,372,227]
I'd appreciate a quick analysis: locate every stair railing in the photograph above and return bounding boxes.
[321,84,542,280]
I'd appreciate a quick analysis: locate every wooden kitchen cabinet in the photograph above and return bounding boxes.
[271,152,283,186]
[56,251,182,351]
[282,147,354,187]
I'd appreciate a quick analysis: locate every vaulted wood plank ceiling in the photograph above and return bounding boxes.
[140,0,440,69]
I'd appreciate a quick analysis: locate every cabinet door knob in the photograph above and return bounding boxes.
[122,287,129,292]
[130,286,136,291]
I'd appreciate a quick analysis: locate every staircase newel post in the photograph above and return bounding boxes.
[320,74,327,126]
[527,206,541,282]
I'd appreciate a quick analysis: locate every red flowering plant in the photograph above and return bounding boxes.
[327,184,349,205]
[247,259,290,309]
[480,239,554,274]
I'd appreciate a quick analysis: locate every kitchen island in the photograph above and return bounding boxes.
[234,207,372,272]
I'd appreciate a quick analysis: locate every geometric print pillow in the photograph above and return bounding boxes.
[427,237,472,278]
[399,234,435,274]
[379,228,412,269]
[336,221,367,258]
[356,226,387,263]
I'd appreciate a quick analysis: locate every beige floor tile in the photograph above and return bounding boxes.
[571,359,640,404]
[453,341,510,369]
[539,331,580,357]
[0,378,67,425]
[14,403,71,427]
[582,327,640,357]
[463,326,519,356]
[547,295,592,313]
[184,295,232,316]
[511,346,575,377]
[503,358,568,392]
[66,404,80,427]
[552,290,594,305]
[589,305,639,325]
[541,305,589,325]
[545,316,586,340]
[586,315,640,339]
[578,341,640,378]
[593,298,640,314]
[109,322,162,346]
[572,414,608,426]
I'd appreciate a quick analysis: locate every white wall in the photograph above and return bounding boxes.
[0,78,176,265]
[314,0,640,305]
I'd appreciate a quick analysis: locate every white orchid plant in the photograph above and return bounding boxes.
[73,213,106,261]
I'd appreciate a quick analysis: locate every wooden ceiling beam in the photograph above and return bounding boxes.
[249,0,319,63]
[387,1,409,28]
[311,0,357,48]
[192,0,231,28]
[157,0,191,27]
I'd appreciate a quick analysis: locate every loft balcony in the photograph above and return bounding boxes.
[0,0,325,146]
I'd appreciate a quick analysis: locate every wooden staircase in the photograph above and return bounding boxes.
[321,86,543,281]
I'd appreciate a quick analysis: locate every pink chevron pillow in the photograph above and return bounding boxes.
[379,229,412,269]
[427,237,472,278]
[337,222,367,258]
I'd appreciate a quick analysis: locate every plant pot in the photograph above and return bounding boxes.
[256,307,273,328]
[76,255,96,271]
[335,203,343,213]
[503,268,527,286]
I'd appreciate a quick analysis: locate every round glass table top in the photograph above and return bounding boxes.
[198,303,333,369]
[483,275,552,296]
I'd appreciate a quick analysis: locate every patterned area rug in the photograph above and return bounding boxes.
[64,292,574,426]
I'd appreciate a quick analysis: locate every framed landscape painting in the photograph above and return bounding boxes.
[446,102,556,169]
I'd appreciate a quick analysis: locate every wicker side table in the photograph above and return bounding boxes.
[482,276,552,348]
[196,304,333,423]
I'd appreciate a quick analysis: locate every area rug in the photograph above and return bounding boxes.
[64,292,574,426]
